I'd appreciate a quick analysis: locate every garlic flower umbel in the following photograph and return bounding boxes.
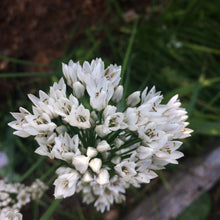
[9,58,193,212]
[0,179,48,219]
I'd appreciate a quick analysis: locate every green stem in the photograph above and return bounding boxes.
[18,157,45,182]
[40,199,62,220]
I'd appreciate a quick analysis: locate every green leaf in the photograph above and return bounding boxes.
[175,193,211,220]
[40,199,62,220]
[0,72,54,78]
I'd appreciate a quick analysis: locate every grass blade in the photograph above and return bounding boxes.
[40,199,62,220]
[18,157,45,182]
[0,72,55,78]
[121,18,139,84]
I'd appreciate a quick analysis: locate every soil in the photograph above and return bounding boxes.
[0,0,107,65]
[0,0,107,106]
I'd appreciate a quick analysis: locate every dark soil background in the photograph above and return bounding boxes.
[0,0,106,64]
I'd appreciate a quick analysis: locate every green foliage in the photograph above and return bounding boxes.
[175,193,212,220]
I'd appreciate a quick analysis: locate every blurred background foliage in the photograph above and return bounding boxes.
[0,0,220,219]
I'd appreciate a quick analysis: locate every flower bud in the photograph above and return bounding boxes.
[87,147,98,158]
[73,81,85,99]
[114,138,124,148]
[97,140,110,152]
[96,169,109,185]
[56,125,67,134]
[112,85,123,103]
[72,155,89,174]
[82,171,93,182]
[126,91,141,107]
[95,125,106,137]
[89,158,102,173]
[111,156,121,164]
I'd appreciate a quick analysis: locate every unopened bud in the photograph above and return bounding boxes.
[126,91,141,107]
[96,169,110,185]
[87,147,98,158]
[73,81,85,99]
[89,158,102,173]
[82,171,93,182]
[97,140,110,152]
[72,155,89,174]
[112,85,123,103]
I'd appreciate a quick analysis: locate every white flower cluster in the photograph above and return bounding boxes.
[9,58,192,212]
[0,179,48,219]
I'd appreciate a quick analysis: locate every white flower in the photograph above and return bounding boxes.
[136,146,154,160]
[9,58,192,213]
[115,161,137,181]
[8,107,35,138]
[34,132,56,159]
[51,133,80,162]
[124,107,138,131]
[101,105,127,134]
[54,171,79,198]
[77,58,121,110]
[30,179,48,200]
[54,94,78,117]
[0,179,47,216]
[155,150,184,164]
[64,104,90,129]
[5,209,23,220]
[16,190,31,208]
[135,170,158,183]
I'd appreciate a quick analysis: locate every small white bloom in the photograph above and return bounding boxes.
[135,170,158,183]
[103,112,127,134]
[54,171,79,198]
[114,161,137,180]
[5,210,23,220]
[136,146,154,160]
[124,107,138,131]
[16,189,31,207]
[64,104,90,129]
[52,133,80,162]
[34,132,56,159]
